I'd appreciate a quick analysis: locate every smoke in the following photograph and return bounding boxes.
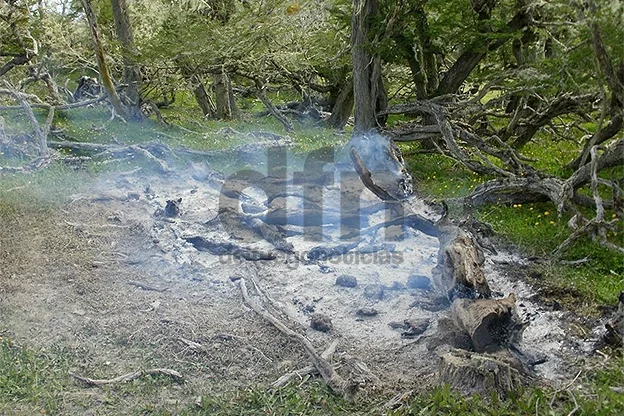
[345,132,414,200]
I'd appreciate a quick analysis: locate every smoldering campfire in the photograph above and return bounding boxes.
[82,132,593,402]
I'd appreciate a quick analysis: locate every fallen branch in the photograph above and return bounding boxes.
[48,140,173,174]
[0,157,51,175]
[237,278,357,400]
[69,368,183,387]
[0,94,107,111]
[128,281,167,292]
[270,340,339,389]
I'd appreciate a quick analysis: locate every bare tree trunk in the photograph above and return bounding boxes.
[81,0,127,119]
[110,0,142,120]
[327,77,354,129]
[214,70,238,120]
[351,0,382,134]
[193,79,216,118]
[227,77,240,119]
[177,60,216,117]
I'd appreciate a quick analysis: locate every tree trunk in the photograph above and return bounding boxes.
[193,78,216,118]
[81,0,127,119]
[351,0,383,134]
[110,0,142,120]
[433,228,491,300]
[434,10,530,97]
[214,70,238,120]
[438,349,528,400]
[177,60,216,117]
[327,77,354,129]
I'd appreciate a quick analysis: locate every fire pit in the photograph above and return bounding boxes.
[88,133,588,400]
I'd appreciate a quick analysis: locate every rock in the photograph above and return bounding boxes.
[407,274,432,290]
[401,318,430,338]
[335,275,358,288]
[388,321,409,330]
[356,308,379,317]
[389,281,406,290]
[310,313,333,332]
[364,284,385,300]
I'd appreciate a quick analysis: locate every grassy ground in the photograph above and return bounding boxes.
[1,335,623,415]
[1,102,623,414]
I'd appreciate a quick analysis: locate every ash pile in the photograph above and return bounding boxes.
[102,132,587,401]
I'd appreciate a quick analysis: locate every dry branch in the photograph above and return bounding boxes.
[270,340,339,389]
[70,368,183,387]
[0,83,49,157]
[350,147,395,201]
[237,278,357,400]
[47,140,173,174]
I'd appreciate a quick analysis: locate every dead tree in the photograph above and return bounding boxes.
[214,69,239,120]
[351,0,386,133]
[81,0,128,120]
[111,0,142,119]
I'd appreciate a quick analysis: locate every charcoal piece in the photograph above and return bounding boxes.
[356,308,379,317]
[335,275,358,288]
[310,313,333,332]
[164,198,182,217]
[401,318,430,338]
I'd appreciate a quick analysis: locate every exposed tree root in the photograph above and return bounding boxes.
[69,368,184,387]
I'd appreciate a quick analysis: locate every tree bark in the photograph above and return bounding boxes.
[193,77,216,118]
[438,349,528,400]
[351,0,383,134]
[327,77,354,129]
[450,295,525,353]
[177,60,216,117]
[110,0,142,120]
[214,70,238,120]
[81,0,127,119]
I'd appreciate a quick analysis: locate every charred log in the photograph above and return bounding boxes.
[184,236,275,261]
[433,228,491,300]
[450,295,526,353]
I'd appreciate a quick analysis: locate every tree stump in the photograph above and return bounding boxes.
[438,349,529,399]
[433,228,491,300]
[450,294,527,353]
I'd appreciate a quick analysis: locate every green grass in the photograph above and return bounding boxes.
[1,336,623,415]
[478,202,623,307]
[0,338,73,414]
